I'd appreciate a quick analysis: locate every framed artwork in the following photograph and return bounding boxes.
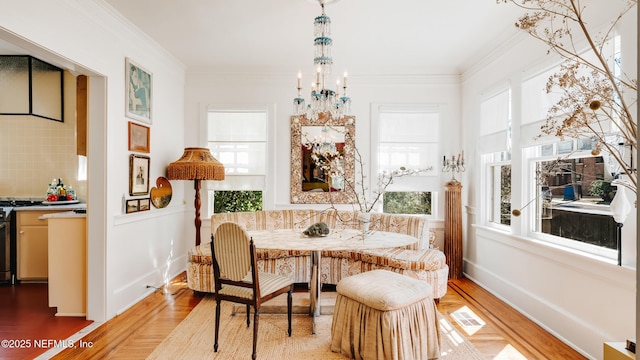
[128,121,150,153]
[150,177,172,208]
[126,199,139,214]
[129,154,150,195]
[139,198,151,212]
[125,58,152,124]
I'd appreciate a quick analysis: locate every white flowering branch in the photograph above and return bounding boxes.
[306,129,433,213]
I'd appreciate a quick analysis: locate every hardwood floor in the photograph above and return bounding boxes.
[2,274,587,359]
[0,283,93,360]
[440,278,586,360]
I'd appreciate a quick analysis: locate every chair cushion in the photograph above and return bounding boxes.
[218,272,294,300]
[323,247,446,271]
[336,270,432,311]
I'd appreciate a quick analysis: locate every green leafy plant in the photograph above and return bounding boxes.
[589,180,615,202]
[213,190,263,213]
[382,192,432,214]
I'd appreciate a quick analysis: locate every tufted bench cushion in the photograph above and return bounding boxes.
[186,210,449,299]
[336,269,433,311]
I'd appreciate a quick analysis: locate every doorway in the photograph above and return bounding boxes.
[0,30,108,323]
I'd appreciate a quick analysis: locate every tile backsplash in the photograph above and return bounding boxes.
[0,115,84,199]
[0,71,86,200]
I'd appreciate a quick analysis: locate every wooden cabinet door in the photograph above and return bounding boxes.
[17,225,49,280]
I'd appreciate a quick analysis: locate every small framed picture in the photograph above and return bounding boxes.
[125,58,152,124]
[126,199,139,214]
[139,198,151,212]
[129,154,150,196]
[128,122,150,153]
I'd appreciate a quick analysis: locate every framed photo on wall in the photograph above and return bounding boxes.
[139,198,151,212]
[128,121,150,153]
[126,199,139,214]
[125,58,152,124]
[129,154,150,195]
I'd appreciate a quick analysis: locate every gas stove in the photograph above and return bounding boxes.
[0,200,44,217]
[0,200,42,207]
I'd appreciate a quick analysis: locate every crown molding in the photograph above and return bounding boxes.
[461,30,528,82]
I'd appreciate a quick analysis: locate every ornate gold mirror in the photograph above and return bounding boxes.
[290,114,355,204]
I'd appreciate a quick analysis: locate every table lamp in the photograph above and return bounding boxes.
[167,147,225,246]
[610,179,631,266]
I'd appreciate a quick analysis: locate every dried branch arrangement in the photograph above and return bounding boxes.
[500,0,637,192]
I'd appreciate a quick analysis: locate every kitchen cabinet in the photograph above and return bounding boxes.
[604,342,635,360]
[46,212,86,316]
[16,210,64,280]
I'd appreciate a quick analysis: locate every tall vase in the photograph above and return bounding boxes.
[358,211,371,232]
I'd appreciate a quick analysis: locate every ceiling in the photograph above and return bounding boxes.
[102,0,528,75]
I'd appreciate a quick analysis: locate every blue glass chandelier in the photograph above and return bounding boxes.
[294,0,351,120]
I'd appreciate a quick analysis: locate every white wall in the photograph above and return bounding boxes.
[0,0,188,321]
[461,5,637,359]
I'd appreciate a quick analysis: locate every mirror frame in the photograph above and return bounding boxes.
[290,114,355,204]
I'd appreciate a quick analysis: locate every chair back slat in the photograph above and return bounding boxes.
[213,222,252,282]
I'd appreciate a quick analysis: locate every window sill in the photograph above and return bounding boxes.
[472,225,636,282]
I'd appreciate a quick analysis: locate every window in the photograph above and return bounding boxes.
[519,32,626,259]
[485,152,511,226]
[207,108,268,214]
[374,105,440,215]
[213,190,262,213]
[383,192,431,215]
[524,142,619,257]
[479,86,512,228]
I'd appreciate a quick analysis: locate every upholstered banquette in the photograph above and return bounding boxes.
[187,209,449,299]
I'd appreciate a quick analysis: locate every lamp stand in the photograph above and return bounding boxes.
[193,179,203,246]
[616,222,623,266]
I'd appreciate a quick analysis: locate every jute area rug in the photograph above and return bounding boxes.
[147,293,485,360]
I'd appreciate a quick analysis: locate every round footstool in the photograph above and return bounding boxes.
[330,269,441,359]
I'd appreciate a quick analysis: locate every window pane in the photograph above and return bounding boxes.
[383,192,431,214]
[209,142,266,175]
[489,164,511,226]
[534,156,617,249]
[213,190,263,213]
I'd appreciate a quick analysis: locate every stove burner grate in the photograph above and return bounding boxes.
[0,200,41,207]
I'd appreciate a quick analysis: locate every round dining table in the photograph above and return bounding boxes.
[246,228,418,334]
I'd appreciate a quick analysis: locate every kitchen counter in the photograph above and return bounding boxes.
[47,214,87,316]
[12,203,86,212]
[39,210,86,219]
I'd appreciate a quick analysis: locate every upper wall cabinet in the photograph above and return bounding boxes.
[0,55,63,122]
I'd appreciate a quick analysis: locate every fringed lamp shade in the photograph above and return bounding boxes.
[167,147,225,181]
[167,147,225,246]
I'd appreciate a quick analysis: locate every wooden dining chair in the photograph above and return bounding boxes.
[210,222,294,360]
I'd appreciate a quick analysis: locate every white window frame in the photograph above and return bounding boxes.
[204,105,274,215]
[371,103,440,217]
[522,143,618,261]
[482,152,512,231]
[479,83,512,230]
